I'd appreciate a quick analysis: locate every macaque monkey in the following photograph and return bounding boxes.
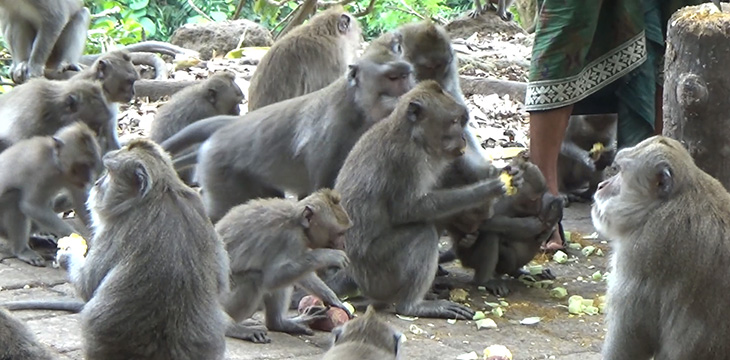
[218,189,352,343]
[247,6,362,110]
[333,81,519,319]
[0,308,54,360]
[441,153,563,296]
[322,305,402,360]
[471,0,514,20]
[593,136,730,359]
[162,42,415,223]
[0,122,100,266]
[0,0,90,84]
[57,139,228,360]
[150,71,243,183]
[558,114,617,205]
[0,78,112,154]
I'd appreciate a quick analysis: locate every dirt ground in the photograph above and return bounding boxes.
[0,203,607,360]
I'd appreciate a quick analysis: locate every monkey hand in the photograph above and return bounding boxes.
[316,249,350,270]
[55,233,88,270]
[10,62,31,84]
[499,165,524,196]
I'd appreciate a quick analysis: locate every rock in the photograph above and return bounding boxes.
[171,20,273,60]
[446,11,526,39]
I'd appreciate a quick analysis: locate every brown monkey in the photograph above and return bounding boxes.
[0,308,54,360]
[247,6,362,111]
[333,81,518,319]
[322,305,402,360]
[217,188,352,343]
[57,139,228,360]
[558,114,617,204]
[0,0,90,84]
[442,153,563,296]
[162,42,414,223]
[592,135,730,359]
[471,0,515,20]
[0,122,100,266]
[0,78,112,154]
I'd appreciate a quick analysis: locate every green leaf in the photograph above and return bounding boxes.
[210,11,228,22]
[128,0,149,10]
[138,16,157,36]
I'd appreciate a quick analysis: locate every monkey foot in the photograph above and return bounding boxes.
[15,248,45,267]
[396,299,475,320]
[268,319,315,336]
[499,11,514,21]
[477,279,510,297]
[226,324,271,344]
[541,223,566,252]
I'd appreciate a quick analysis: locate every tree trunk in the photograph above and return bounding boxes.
[663,3,730,190]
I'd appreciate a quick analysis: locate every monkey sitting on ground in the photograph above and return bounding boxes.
[57,139,229,360]
[150,71,243,184]
[217,189,352,343]
[592,136,730,359]
[0,307,54,360]
[333,81,520,319]
[0,78,112,154]
[558,114,617,205]
[0,122,100,266]
[470,0,514,20]
[399,20,502,278]
[0,0,90,84]
[247,6,362,111]
[162,41,415,223]
[440,153,564,297]
[322,305,402,360]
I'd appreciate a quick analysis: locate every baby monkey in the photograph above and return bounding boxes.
[217,188,353,343]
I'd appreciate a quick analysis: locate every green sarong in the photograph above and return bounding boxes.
[525,0,706,148]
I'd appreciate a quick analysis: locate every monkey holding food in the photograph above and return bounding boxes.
[593,136,730,359]
[218,189,353,343]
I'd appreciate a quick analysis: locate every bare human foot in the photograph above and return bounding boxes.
[541,226,565,252]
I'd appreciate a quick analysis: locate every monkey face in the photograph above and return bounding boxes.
[592,136,681,241]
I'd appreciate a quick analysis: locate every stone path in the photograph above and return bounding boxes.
[0,203,608,359]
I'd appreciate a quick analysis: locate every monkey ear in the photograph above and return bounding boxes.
[207,88,218,104]
[65,94,80,113]
[301,205,314,228]
[347,65,359,86]
[656,163,673,199]
[97,59,110,79]
[52,137,65,152]
[133,162,153,198]
[406,101,423,123]
[338,14,350,34]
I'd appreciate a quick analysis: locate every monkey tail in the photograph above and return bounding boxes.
[161,115,237,155]
[2,300,84,313]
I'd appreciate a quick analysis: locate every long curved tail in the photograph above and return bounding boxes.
[2,300,84,313]
[161,115,238,155]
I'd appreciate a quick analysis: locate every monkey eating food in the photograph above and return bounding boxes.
[218,189,353,343]
[333,81,518,320]
[593,135,730,360]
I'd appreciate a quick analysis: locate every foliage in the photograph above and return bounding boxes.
[83,0,238,53]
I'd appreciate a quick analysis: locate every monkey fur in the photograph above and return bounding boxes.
[322,305,402,360]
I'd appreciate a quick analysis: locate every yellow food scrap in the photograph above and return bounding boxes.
[589,142,605,160]
[483,344,513,360]
[449,288,469,303]
[500,171,517,196]
[57,233,88,256]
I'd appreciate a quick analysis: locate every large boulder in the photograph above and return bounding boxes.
[171,19,274,60]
